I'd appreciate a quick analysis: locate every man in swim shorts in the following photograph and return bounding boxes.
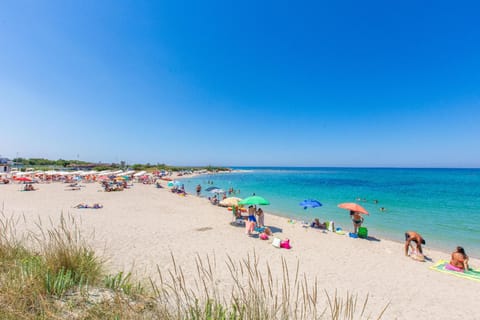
[404,231,426,256]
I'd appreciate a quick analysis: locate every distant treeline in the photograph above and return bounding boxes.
[12,158,230,173]
[13,158,88,167]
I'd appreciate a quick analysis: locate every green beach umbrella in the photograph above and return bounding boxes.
[238,196,270,206]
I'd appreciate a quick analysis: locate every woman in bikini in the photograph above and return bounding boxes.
[447,246,469,272]
[350,210,364,234]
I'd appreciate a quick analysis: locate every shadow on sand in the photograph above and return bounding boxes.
[267,226,283,233]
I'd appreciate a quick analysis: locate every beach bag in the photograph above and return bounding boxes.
[260,233,269,240]
[328,221,334,232]
[272,237,281,248]
[280,239,291,249]
[358,227,368,239]
[349,232,358,238]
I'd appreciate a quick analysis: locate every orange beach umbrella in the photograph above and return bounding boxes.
[338,203,369,215]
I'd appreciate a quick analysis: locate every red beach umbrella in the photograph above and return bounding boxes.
[15,177,32,182]
[338,203,369,215]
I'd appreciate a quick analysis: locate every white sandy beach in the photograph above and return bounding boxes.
[0,181,478,319]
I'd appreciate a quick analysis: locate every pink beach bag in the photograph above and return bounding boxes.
[280,239,291,249]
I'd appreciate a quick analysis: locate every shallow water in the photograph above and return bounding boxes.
[180,167,480,257]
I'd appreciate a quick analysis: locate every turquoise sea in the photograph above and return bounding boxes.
[179,168,480,258]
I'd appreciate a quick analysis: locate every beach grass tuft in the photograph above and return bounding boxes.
[0,210,388,319]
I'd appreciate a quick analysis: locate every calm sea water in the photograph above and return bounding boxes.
[179,167,480,257]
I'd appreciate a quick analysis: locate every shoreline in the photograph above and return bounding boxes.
[1,181,479,319]
[185,189,477,261]
[179,169,480,259]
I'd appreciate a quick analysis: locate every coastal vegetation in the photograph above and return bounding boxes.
[11,157,230,173]
[0,212,387,319]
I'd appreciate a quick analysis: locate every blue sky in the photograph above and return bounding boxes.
[1,0,479,167]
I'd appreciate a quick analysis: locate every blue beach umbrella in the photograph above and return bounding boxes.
[299,199,322,210]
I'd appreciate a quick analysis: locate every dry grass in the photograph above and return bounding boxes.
[150,253,389,320]
[0,209,389,319]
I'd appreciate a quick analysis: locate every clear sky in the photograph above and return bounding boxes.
[1,1,479,167]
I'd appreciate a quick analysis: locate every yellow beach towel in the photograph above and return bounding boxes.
[430,260,480,282]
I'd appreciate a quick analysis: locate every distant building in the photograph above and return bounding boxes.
[0,158,12,173]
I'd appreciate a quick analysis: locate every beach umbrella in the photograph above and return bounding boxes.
[219,197,242,207]
[338,203,369,215]
[168,181,182,187]
[238,196,270,206]
[299,199,322,210]
[15,177,32,182]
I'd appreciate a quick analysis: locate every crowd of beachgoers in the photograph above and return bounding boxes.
[1,167,475,273]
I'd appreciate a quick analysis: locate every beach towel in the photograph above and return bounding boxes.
[430,260,480,282]
[255,226,265,233]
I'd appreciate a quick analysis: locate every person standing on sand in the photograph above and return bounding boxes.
[404,231,425,256]
[256,208,264,227]
[196,184,201,196]
[350,211,363,234]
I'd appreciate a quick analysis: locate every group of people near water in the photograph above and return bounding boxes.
[171,184,186,195]
[404,231,470,271]
[193,183,474,272]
